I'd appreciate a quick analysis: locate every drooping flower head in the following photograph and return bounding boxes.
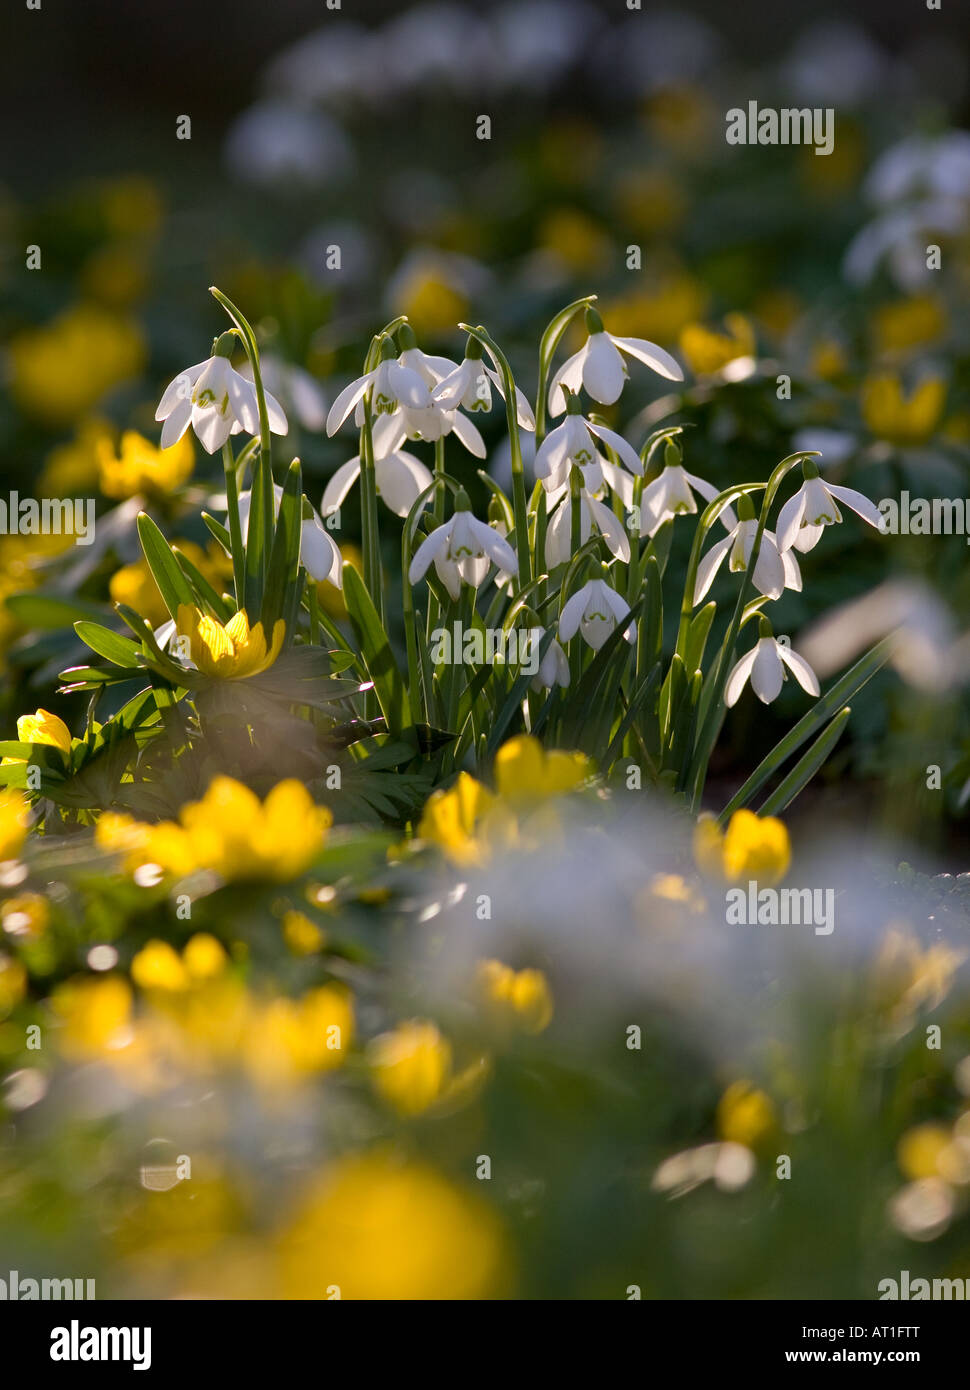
[155,331,288,454]
[548,306,683,417]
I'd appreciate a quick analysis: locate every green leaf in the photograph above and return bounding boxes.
[137,511,195,620]
[757,707,851,817]
[261,459,304,632]
[719,641,891,821]
[74,621,143,667]
[342,564,413,738]
[4,591,110,629]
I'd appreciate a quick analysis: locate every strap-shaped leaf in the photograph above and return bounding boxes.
[74,622,143,667]
[757,706,852,817]
[343,564,413,737]
[137,511,195,620]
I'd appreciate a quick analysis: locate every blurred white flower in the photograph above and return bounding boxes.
[224,101,353,189]
[784,20,888,105]
[238,356,326,432]
[558,577,635,651]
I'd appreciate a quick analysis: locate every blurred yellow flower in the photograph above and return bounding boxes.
[368,1019,452,1116]
[476,959,553,1035]
[97,777,331,884]
[316,543,363,620]
[898,1124,952,1182]
[183,933,228,981]
[131,940,189,992]
[245,985,353,1085]
[538,208,611,274]
[871,928,964,1023]
[600,274,708,348]
[10,304,145,425]
[276,1152,507,1299]
[615,169,687,236]
[872,296,946,357]
[51,975,133,1059]
[694,809,791,885]
[81,243,150,309]
[679,313,756,377]
[493,735,590,804]
[100,175,163,239]
[176,605,284,679]
[717,1080,776,1149]
[0,954,27,1017]
[40,417,111,495]
[811,339,848,381]
[98,429,193,500]
[109,558,169,627]
[282,910,326,956]
[393,268,467,339]
[861,373,945,447]
[1,893,49,940]
[418,771,496,867]
[15,708,72,757]
[0,789,30,860]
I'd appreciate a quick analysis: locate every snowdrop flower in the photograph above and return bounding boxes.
[326,338,430,435]
[155,335,288,454]
[531,631,571,691]
[725,619,820,707]
[235,487,341,586]
[544,491,630,567]
[432,338,535,430]
[693,498,801,604]
[535,394,642,495]
[373,404,486,459]
[776,460,882,554]
[396,325,460,388]
[322,443,433,520]
[548,307,682,416]
[558,575,635,651]
[408,494,517,601]
[639,442,735,539]
[237,355,327,432]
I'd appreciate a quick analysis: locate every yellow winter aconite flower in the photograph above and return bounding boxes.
[15,708,72,757]
[418,771,497,867]
[493,735,591,805]
[97,778,331,884]
[281,910,326,956]
[10,304,145,425]
[872,295,946,357]
[112,543,231,629]
[51,975,133,1059]
[898,1124,952,1182]
[0,789,30,861]
[679,313,756,377]
[276,1152,507,1299]
[316,543,363,620]
[717,1081,776,1149]
[870,928,965,1022]
[176,605,285,680]
[368,1019,453,1116]
[393,266,468,338]
[538,207,611,274]
[600,274,708,346]
[131,940,189,992]
[811,339,848,381]
[1,893,50,940]
[860,373,945,447]
[182,933,228,981]
[245,985,353,1086]
[694,809,791,885]
[179,777,331,882]
[98,429,194,500]
[476,960,553,1035]
[0,954,27,1017]
[40,417,111,495]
